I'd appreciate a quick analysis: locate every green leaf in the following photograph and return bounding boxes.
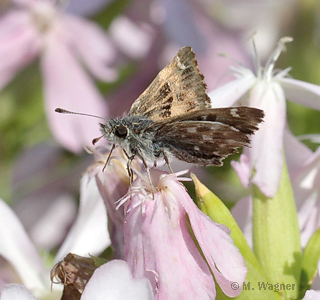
[252,160,301,300]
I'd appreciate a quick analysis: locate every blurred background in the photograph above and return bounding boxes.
[1,0,320,252]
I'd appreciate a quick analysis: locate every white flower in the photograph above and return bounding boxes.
[209,37,320,197]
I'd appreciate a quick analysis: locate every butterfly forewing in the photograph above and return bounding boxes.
[128,46,210,121]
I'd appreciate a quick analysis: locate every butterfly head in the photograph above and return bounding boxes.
[99,119,130,146]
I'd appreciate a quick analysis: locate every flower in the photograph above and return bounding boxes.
[209,37,320,197]
[0,260,154,300]
[123,169,247,299]
[0,0,117,152]
[86,146,140,258]
[0,173,110,298]
[289,144,320,247]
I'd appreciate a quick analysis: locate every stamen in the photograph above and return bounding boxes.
[265,37,293,80]
[248,32,261,78]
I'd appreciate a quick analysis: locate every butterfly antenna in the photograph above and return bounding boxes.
[55,108,105,120]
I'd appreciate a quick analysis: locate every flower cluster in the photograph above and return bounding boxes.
[1,1,320,298]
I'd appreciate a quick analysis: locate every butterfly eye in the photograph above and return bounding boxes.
[115,125,128,138]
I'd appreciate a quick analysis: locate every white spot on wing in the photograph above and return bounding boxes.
[230,108,240,118]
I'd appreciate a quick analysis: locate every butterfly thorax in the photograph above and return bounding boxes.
[100,116,157,160]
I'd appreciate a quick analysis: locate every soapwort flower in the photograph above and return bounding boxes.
[123,169,247,299]
[209,37,320,197]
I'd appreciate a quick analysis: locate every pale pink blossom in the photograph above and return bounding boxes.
[209,37,320,197]
[0,0,117,152]
[0,174,109,298]
[87,146,136,258]
[123,170,247,299]
[289,145,320,247]
[232,131,320,249]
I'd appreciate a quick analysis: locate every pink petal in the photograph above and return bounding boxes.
[290,147,320,208]
[55,174,110,262]
[109,16,153,59]
[30,194,77,250]
[284,128,313,174]
[0,200,46,292]
[231,151,252,189]
[40,37,108,153]
[63,15,117,82]
[302,290,320,300]
[81,260,153,300]
[0,284,36,300]
[278,77,320,111]
[208,74,256,108]
[298,192,320,248]
[177,186,247,297]
[0,11,40,90]
[249,81,286,197]
[124,173,216,300]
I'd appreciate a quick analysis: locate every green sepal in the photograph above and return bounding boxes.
[252,160,301,300]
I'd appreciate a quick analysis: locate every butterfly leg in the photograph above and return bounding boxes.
[120,148,135,185]
[134,146,155,193]
[102,144,116,172]
[162,150,174,174]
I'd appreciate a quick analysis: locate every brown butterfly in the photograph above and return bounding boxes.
[56,47,264,180]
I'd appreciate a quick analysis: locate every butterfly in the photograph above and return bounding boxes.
[56,47,264,183]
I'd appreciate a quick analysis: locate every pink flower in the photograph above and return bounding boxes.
[289,145,320,247]
[87,146,138,258]
[0,174,110,297]
[209,37,320,197]
[0,0,117,152]
[123,170,247,299]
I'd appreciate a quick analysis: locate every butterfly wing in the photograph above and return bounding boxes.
[128,46,210,121]
[151,107,264,166]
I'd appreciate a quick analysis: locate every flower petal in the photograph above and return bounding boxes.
[284,128,313,174]
[0,200,46,292]
[54,174,110,262]
[0,11,40,90]
[81,260,154,300]
[249,81,286,197]
[40,37,108,153]
[109,16,153,59]
[231,151,252,189]
[302,290,320,300]
[124,173,216,299]
[64,15,117,82]
[0,284,36,300]
[178,185,247,297]
[278,77,320,111]
[208,73,256,108]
